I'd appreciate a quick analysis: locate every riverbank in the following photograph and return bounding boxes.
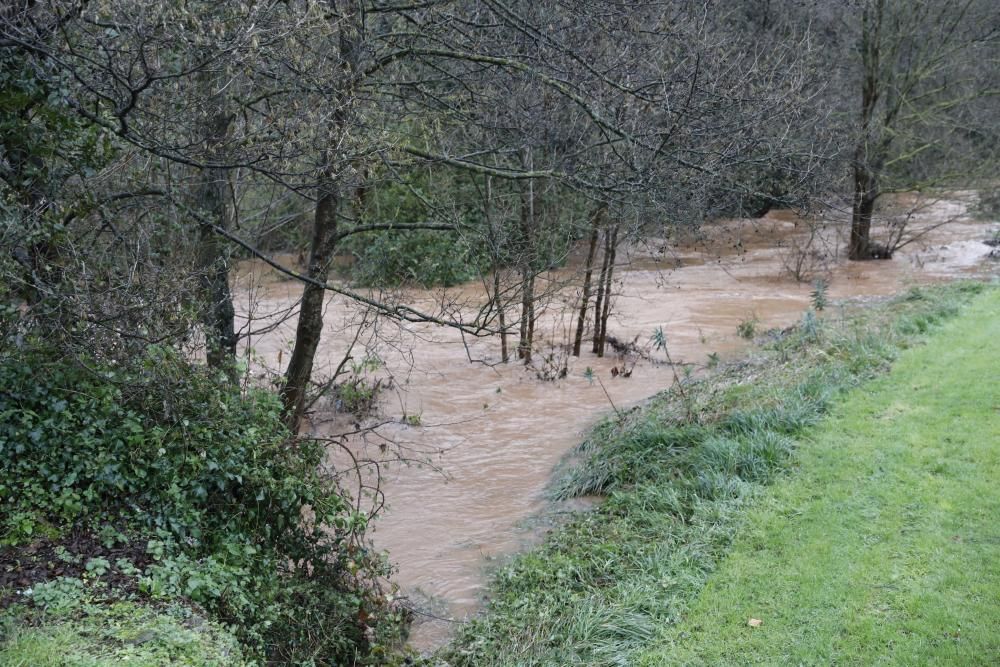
[237,194,994,650]
[431,281,998,666]
[643,284,1000,665]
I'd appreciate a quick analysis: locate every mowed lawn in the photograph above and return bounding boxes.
[641,289,1000,666]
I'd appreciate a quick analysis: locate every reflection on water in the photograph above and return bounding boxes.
[236,193,996,652]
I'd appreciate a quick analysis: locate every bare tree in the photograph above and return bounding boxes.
[836,0,999,259]
[3,0,830,428]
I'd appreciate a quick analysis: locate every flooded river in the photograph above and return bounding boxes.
[235,193,996,651]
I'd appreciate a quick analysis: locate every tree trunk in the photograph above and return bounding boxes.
[484,175,509,363]
[525,274,536,360]
[848,162,878,260]
[591,226,610,354]
[280,170,340,429]
[517,162,537,363]
[848,0,884,261]
[280,5,360,430]
[494,268,509,363]
[595,222,619,357]
[195,91,237,373]
[518,271,535,363]
[573,203,605,357]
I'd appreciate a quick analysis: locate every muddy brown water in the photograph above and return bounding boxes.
[235,193,996,652]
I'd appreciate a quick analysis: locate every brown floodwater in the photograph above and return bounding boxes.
[235,192,996,652]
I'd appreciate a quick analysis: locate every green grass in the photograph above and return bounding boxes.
[641,287,1000,666]
[435,282,998,667]
[0,598,245,666]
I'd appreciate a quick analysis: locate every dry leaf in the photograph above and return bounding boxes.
[748,618,763,628]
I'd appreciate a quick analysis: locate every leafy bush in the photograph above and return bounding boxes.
[0,345,403,664]
[340,176,488,288]
[736,313,759,340]
[345,228,486,288]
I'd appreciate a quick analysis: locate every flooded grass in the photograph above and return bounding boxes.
[430,281,995,666]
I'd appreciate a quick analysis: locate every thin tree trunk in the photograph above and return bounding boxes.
[280,7,360,430]
[518,270,534,362]
[194,87,237,373]
[494,268,509,363]
[525,274,535,360]
[484,174,509,363]
[591,226,610,354]
[848,0,884,261]
[280,169,340,429]
[573,203,605,356]
[596,222,619,357]
[197,196,237,372]
[517,157,536,363]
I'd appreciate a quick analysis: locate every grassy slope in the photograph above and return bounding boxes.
[0,599,245,666]
[437,283,997,667]
[643,288,1000,665]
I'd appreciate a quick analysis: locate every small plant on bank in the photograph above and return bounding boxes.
[332,353,387,417]
[652,326,695,422]
[801,309,820,340]
[811,277,829,311]
[737,314,759,340]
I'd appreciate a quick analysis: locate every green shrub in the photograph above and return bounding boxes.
[344,228,486,288]
[0,345,403,664]
[736,314,759,340]
[340,175,488,288]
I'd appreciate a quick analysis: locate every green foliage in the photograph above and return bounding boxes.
[332,354,386,417]
[0,345,403,664]
[346,228,485,288]
[341,176,488,288]
[2,587,245,666]
[736,314,759,340]
[650,326,668,353]
[800,308,820,339]
[810,277,829,311]
[0,49,113,267]
[0,51,109,189]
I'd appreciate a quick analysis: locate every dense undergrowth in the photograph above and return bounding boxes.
[434,281,992,666]
[0,345,404,665]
